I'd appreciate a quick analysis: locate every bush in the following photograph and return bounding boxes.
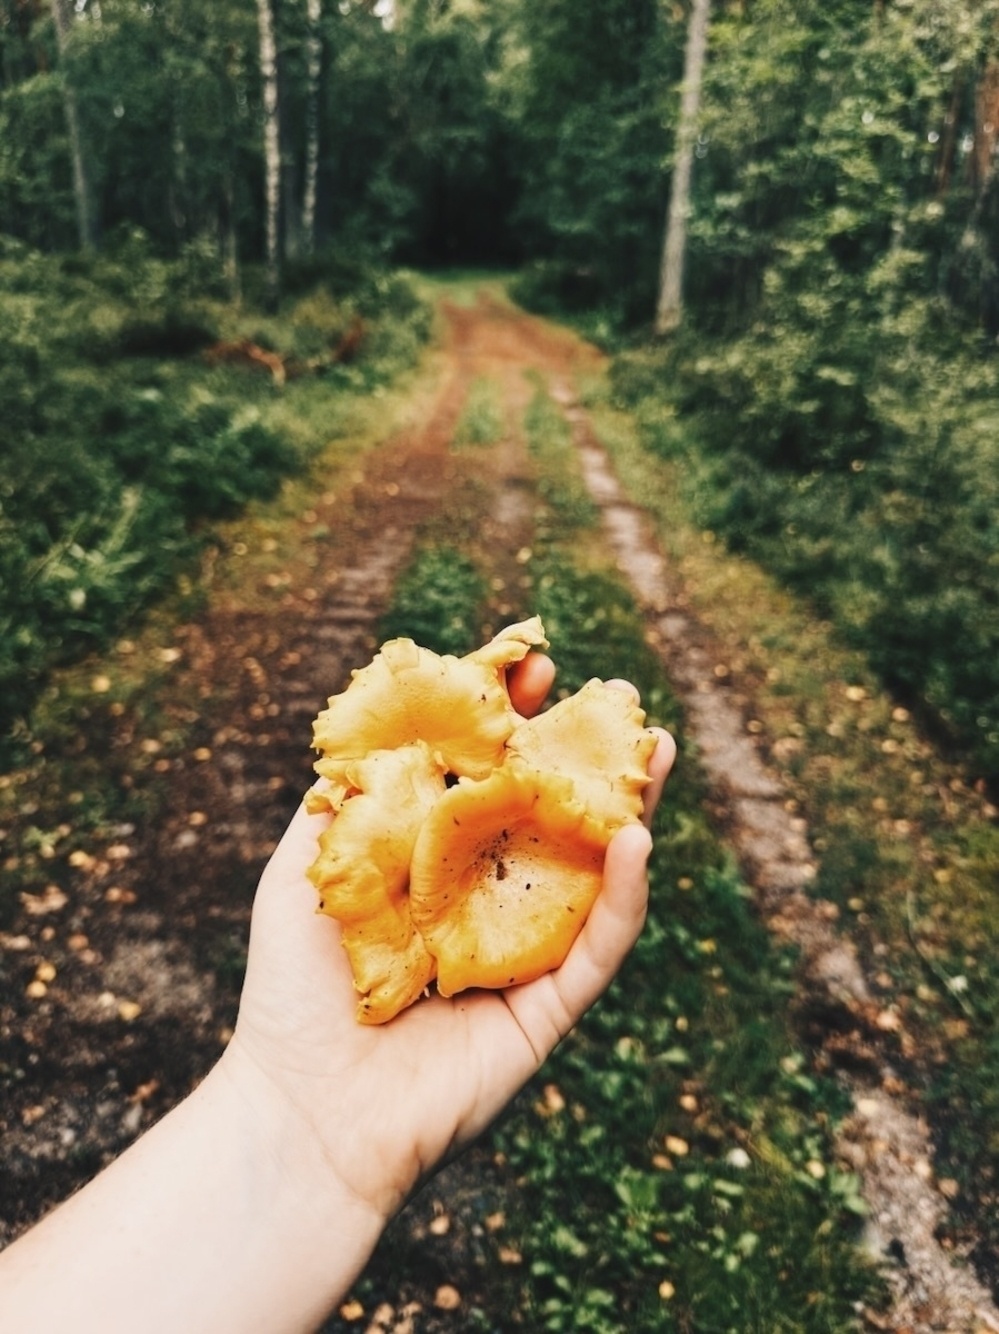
[615,289,999,781]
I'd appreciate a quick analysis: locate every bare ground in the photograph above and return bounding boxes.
[1,293,995,1332]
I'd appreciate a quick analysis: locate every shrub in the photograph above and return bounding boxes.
[614,290,999,781]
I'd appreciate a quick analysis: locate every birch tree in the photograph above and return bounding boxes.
[256,0,282,308]
[654,0,711,336]
[301,0,323,255]
[51,0,98,251]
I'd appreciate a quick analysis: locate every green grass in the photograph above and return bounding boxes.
[377,545,490,656]
[452,376,505,450]
[523,376,599,532]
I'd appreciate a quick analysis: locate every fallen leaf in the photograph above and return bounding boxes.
[105,886,137,905]
[541,1083,566,1114]
[129,1079,160,1104]
[433,1285,461,1311]
[21,885,68,915]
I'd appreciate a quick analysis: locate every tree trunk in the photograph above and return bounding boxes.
[654,0,712,337]
[301,0,323,255]
[972,57,999,198]
[51,0,98,251]
[256,0,282,310]
[219,164,241,302]
[935,71,965,197]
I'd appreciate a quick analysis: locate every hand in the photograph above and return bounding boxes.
[222,655,675,1227]
[0,655,674,1334]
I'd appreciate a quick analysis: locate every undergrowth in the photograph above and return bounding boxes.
[609,324,999,785]
[0,233,432,755]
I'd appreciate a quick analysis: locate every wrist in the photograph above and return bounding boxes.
[201,1040,390,1326]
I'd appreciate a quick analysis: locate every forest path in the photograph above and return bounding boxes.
[2,291,995,1331]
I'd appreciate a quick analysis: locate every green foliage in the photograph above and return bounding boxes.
[0,236,432,749]
[596,0,999,781]
[616,263,999,778]
[452,376,504,449]
[378,546,489,657]
[505,0,676,327]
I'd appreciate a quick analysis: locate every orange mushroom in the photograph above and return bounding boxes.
[312,617,548,781]
[506,678,656,830]
[306,617,656,1023]
[307,743,444,1022]
[409,763,607,996]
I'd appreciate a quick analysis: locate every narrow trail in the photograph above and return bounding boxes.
[2,293,995,1331]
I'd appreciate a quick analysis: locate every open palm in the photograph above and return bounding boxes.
[228,655,675,1220]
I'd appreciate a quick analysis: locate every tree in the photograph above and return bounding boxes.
[503,0,673,321]
[50,0,98,250]
[654,0,711,336]
[301,0,323,255]
[256,0,281,308]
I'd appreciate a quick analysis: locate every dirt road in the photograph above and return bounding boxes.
[2,292,995,1332]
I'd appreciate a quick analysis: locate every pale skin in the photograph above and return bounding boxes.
[0,655,675,1333]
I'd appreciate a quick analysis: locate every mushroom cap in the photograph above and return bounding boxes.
[507,678,656,830]
[409,763,607,997]
[307,742,444,1022]
[312,617,548,781]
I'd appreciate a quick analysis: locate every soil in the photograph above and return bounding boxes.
[2,293,996,1332]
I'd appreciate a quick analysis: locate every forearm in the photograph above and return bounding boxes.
[0,1047,384,1334]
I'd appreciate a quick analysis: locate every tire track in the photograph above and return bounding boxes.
[555,380,999,1333]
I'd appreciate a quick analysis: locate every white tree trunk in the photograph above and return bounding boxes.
[51,0,98,251]
[302,0,323,255]
[256,0,282,308]
[655,0,712,336]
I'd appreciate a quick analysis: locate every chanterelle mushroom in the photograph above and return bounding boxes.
[306,618,655,1023]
